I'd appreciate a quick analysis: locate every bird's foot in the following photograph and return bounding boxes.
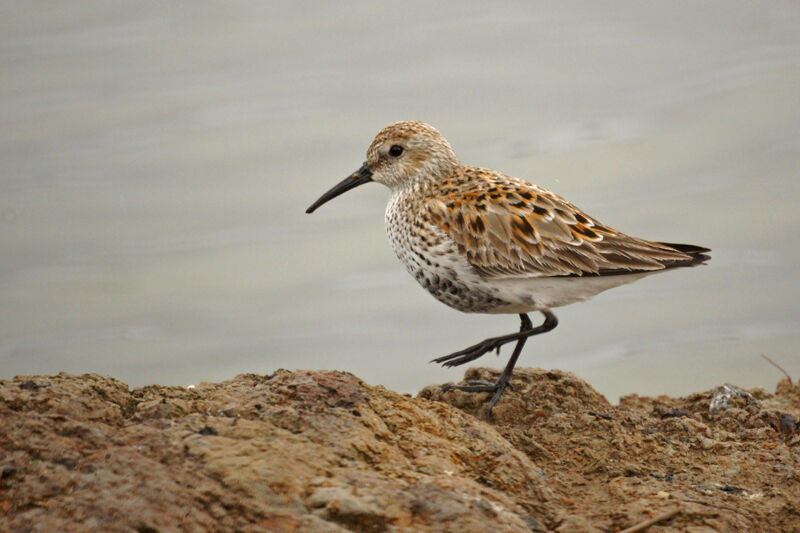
[430,337,508,367]
[441,377,513,417]
[442,379,514,393]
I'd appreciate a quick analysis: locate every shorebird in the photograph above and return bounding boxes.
[306,121,710,416]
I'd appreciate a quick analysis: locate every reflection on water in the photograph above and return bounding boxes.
[1,2,799,400]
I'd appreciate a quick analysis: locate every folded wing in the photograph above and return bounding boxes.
[426,168,709,279]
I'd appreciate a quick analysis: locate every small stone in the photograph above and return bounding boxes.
[699,437,716,450]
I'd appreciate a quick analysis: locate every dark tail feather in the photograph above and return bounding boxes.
[658,242,711,254]
[657,241,711,267]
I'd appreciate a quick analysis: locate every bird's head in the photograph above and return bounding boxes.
[306,121,458,213]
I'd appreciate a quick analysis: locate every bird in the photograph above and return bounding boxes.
[306,121,710,416]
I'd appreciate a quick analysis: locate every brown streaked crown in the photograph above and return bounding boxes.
[365,121,460,189]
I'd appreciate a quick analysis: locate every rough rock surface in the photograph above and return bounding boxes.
[1,368,798,532]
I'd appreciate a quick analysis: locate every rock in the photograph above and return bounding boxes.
[1,367,798,532]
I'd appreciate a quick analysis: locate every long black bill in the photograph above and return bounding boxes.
[306,162,373,214]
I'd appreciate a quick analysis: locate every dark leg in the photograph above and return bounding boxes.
[437,311,558,417]
[432,311,557,368]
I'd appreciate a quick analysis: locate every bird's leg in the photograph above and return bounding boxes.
[439,311,558,417]
[432,311,557,368]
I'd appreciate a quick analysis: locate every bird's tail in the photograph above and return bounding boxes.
[656,242,711,267]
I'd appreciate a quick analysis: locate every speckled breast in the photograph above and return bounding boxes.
[384,190,507,313]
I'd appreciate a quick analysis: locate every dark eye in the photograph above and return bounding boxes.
[389,145,404,157]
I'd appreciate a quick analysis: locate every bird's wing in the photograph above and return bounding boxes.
[425,168,697,279]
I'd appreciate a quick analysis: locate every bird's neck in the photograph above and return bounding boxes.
[390,158,459,196]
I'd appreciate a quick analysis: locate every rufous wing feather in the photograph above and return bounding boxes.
[426,168,706,279]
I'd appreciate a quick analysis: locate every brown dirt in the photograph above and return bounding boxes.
[1,368,798,532]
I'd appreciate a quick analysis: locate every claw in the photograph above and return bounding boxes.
[465,379,494,386]
[432,337,509,368]
[440,377,514,418]
[441,381,497,394]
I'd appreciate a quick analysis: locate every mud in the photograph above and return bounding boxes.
[1,368,798,532]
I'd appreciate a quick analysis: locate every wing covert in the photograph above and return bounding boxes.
[425,168,695,279]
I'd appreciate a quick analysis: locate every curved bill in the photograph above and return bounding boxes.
[306,162,373,213]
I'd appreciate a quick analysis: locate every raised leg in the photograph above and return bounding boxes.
[432,311,557,368]
[438,311,558,417]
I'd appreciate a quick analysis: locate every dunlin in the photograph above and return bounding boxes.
[306,121,709,416]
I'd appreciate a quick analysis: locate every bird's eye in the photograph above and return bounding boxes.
[389,145,404,157]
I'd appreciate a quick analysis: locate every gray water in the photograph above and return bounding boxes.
[1,2,799,401]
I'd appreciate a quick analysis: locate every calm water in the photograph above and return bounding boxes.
[1,2,799,401]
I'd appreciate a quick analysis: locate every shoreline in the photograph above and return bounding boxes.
[1,368,798,532]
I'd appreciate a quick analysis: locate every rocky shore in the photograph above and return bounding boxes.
[1,368,798,532]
